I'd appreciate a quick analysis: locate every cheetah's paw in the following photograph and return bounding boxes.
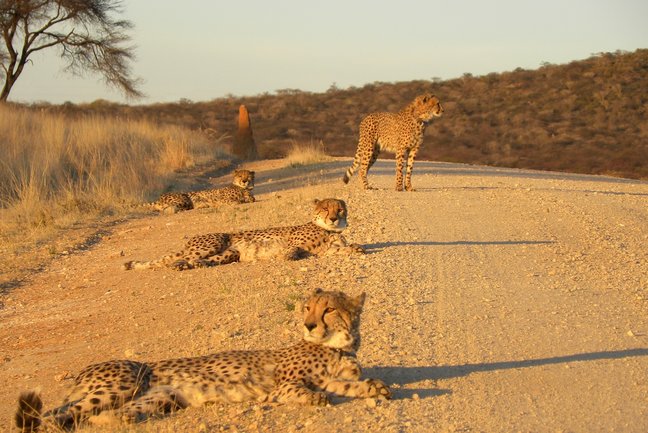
[365,379,391,400]
[310,391,330,406]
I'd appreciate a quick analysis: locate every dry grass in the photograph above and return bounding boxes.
[283,140,331,167]
[0,104,229,247]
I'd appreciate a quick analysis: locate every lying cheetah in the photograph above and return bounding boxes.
[15,289,390,431]
[123,198,364,271]
[150,169,255,213]
[343,94,443,191]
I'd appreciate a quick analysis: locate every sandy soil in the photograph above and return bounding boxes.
[1,158,647,432]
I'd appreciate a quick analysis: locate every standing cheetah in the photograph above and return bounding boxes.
[150,169,255,213]
[15,289,391,430]
[123,198,364,271]
[343,94,443,191]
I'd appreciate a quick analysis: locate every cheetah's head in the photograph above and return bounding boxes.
[312,198,348,233]
[302,289,365,350]
[408,93,443,123]
[233,169,255,190]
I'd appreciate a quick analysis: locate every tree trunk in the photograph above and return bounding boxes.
[1,55,26,102]
[0,77,15,102]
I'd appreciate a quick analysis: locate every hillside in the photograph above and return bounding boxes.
[34,49,648,179]
[1,159,647,432]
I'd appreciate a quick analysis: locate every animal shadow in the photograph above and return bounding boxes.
[365,348,648,400]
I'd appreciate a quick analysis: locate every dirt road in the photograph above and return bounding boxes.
[1,159,647,432]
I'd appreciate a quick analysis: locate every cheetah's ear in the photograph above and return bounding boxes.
[234,169,241,175]
[295,299,305,316]
[298,288,323,315]
[249,171,255,175]
[348,292,366,312]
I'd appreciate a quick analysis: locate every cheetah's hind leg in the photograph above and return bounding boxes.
[54,360,152,428]
[199,248,241,267]
[284,246,307,260]
[89,386,188,425]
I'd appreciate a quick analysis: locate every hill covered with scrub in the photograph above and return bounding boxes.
[38,49,648,179]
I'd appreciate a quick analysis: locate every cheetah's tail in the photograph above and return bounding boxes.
[144,201,187,214]
[122,253,182,271]
[342,155,360,184]
[16,391,43,432]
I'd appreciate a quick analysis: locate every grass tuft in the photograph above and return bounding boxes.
[284,140,331,167]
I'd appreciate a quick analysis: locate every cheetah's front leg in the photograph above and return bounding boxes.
[324,357,391,400]
[324,378,391,399]
[243,192,256,203]
[268,380,329,406]
[325,234,365,256]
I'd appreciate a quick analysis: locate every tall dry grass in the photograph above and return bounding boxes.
[283,140,331,167]
[0,104,228,243]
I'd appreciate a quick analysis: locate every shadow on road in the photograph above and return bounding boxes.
[252,159,647,195]
[364,240,555,253]
[366,348,648,399]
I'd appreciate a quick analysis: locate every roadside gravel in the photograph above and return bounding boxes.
[1,159,646,432]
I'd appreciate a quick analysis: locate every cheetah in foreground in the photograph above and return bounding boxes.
[150,169,255,213]
[343,94,443,191]
[15,289,390,431]
[123,198,364,271]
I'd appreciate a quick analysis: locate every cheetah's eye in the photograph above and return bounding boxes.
[304,306,311,312]
[324,307,336,314]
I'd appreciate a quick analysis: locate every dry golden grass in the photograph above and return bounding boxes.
[283,140,331,167]
[0,104,229,247]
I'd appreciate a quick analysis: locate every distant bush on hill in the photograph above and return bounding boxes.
[32,49,648,179]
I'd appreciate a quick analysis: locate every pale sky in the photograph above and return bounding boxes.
[8,0,648,104]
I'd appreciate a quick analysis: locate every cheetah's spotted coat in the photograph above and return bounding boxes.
[123,198,363,271]
[150,169,255,214]
[343,94,443,191]
[15,290,390,430]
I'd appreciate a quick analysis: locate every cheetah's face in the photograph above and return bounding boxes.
[233,170,255,190]
[312,198,348,233]
[302,289,365,349]
[410,94,443,123]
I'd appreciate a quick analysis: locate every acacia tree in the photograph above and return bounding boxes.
[0,0,142,102]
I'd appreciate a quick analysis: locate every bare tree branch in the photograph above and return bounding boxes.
[0,0,142,101]
[26,28,73,54]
